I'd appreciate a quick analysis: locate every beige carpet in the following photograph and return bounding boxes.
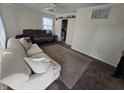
[41,44,92,89]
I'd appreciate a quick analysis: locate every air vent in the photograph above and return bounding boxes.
[91,8,111,19]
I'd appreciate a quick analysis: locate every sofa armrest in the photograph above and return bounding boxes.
[15,64,61,90]
[0,74,30,90]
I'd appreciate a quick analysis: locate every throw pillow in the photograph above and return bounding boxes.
[20,38,32,50]
[27,44,43,56]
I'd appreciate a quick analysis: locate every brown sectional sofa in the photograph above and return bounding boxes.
[23,29,57,45]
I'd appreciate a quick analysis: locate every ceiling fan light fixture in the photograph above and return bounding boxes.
[48,3,56,14]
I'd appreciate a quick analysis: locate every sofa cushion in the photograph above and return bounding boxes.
[19,38,32,50]
[7,38,26,56]
[23,29,35,38]
[1,52,31,80]
[27,44,43,56]
[24,57,51,73]
[35,30,47,36]
[23,29,48,38]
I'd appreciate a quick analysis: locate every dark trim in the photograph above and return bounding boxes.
[56,15,76,20]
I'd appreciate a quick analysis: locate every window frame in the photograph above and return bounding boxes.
[42,17,53,31]
[0,16,6,50]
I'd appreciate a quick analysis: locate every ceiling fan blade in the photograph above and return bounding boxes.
[43,8,49,11]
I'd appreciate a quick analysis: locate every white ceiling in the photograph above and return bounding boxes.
[15,3,106,15]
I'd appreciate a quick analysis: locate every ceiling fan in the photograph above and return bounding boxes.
[43,3,56,14]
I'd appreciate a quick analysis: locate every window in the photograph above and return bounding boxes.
[0,16,6,51]
[42,17,53,31]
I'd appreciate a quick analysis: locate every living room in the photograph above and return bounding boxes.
[0,1,124,91]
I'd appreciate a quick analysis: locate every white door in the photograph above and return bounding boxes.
[66,18,75,46]
[55,19,62,41]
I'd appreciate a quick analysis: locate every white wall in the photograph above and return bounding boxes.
[72,4,124,67]
[0,4,54,39]
[66,18,75,45]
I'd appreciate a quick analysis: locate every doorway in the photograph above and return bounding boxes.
[61,19,68,42]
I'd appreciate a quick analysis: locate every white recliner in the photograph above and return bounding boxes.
[0,38,61,90]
